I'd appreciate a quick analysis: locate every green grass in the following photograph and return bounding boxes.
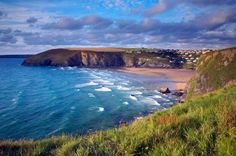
[1,83,236,156]
[187,47,236,99]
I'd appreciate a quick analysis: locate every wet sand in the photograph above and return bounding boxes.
[117,68,195,90]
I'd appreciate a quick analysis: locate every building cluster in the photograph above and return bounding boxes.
[128,48,214,69]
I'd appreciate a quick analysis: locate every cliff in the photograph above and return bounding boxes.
[22,48,184,68]
[187,47,236,98]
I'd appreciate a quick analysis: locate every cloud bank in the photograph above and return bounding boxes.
[0,0,235,54]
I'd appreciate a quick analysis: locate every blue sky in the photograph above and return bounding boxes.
[0,0,236,54]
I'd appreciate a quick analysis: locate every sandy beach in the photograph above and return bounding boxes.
[117,68,195,90]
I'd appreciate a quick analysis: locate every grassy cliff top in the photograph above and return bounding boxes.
[187,46,236,98]
[68,47,125,52]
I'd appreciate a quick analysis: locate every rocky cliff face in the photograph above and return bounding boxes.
[22,48,178,68]
[187,47,236,98]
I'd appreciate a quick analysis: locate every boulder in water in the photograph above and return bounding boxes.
[159,87,171,94]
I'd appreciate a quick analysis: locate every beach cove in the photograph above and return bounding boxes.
[0,58,193,140]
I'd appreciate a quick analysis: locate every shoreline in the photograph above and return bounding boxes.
[116,67,195,90]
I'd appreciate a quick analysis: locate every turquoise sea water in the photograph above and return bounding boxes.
[0,58,176,140]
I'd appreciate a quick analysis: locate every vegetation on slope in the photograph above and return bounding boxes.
[1,82,236,156]
[187,47,236,99]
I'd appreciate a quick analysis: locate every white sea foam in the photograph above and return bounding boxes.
[164,102,173,105]
[49,111,56,116]
[117,85,130,91]
[151,95,162,99]
[103,82,114,85]
[95,79,114,85]
[59,67,65,70]
[162,98,170,102]
[90,74,101,79]
[95,87,111,92]
[141,97,160,105]
[120,81,130,86]
[75,81,98,88]
[48,128,62,136]
[89,106,105,112]
[98,107,104,112]
[129,95,138,101]
[67,67,76,70]
[130,91,143,95]
[123,101,129,105]
[155,90,167,96]
[88,93,96,98]
[12,98,17,104]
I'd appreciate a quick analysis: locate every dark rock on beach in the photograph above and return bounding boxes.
[159,87,171,94]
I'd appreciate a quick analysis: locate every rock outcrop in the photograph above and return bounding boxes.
[22,48,179,68]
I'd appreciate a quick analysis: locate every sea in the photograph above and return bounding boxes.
[0,58,177,140]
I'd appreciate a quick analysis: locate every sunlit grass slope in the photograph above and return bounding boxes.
[1,82,236,156]
[187,47,236,99]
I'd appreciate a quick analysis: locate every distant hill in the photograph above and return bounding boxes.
[187,47,236,98]
[22,47,204,68]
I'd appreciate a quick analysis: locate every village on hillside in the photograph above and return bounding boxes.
[125,48,213,69]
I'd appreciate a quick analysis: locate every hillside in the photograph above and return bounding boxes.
[1,47,236,156]
[22,48,201,68]
[187,47,236,98]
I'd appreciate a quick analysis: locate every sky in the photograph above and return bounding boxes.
[0,0,236,54]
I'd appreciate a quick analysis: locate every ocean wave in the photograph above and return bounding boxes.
[162,98,170,102]
[117,85,130,91]
[98,107,104,112]
[59,67,77,70]
[47,128,62,136]
[75,81,98,88]
[88,93,96,98]
[164,102,173,105]
[70,106,76,110]
[129,91,143,95]
[123,101,129,105]
[120,81,130,86]
[90,74,101,79]
[95,87,111,92]
[95,79,114,85]
[11,91,22,105]
[59,67,65,70]
[129,95,138,101]
[151,95,162,99]
[141,97,160,105]
[154,90,168,96]
[11,98,17,104]
[66,67,77,70]
[88,106,104,112]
